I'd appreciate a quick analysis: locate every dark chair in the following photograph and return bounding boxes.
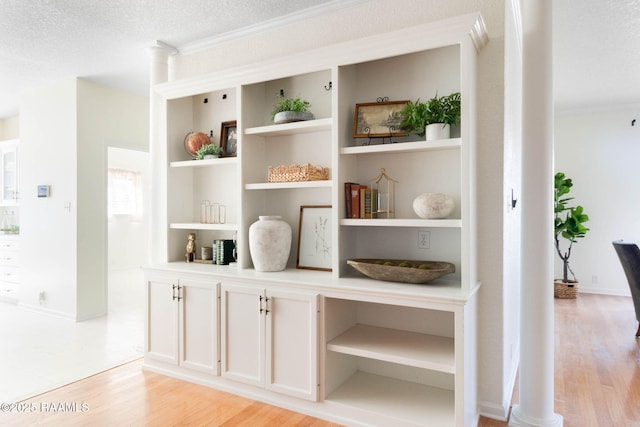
[612,240,640,337]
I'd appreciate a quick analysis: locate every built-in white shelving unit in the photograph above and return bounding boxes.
[146,12,488,427]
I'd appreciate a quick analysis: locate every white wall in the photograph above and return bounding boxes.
[20,79,79,318]
[476,0,522,420]
[555,105,640,295]
[167,0,511,417]
[0,116,20,140]
[20,78,148,320]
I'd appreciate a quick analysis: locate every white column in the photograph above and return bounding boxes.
[148,41,177,86]
[147,42,177,264]
[510,0,562,426]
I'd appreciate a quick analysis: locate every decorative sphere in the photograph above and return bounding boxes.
[413,193,455,219]
[185,132,210,156]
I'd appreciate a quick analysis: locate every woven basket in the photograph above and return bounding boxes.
[268,163,329,183]
[554,280,578,299]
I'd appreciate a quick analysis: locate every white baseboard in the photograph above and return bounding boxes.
[18,302,76,321]
[479,400,511,421]
[479,354,519,422]
[577,286,631,297]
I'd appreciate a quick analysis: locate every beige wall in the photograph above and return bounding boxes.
[19,78,148,320]
[0,116,20,140]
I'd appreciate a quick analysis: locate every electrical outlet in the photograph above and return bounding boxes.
[418,231,430,249]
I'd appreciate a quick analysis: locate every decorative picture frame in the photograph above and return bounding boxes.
[353,100,409,138]
[296,205,332,271]
[220,120,238,157]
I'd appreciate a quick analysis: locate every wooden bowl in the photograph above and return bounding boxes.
[347,258,455,284]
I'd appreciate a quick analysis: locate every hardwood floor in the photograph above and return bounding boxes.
[479,293,640,427]
[2,294,639,426]
[1,359,340,427]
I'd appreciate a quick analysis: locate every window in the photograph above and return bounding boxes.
[108,168,142,218]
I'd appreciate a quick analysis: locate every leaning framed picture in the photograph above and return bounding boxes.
[353,100,409,138]
[220,120,238,157]
[296,205,332,271]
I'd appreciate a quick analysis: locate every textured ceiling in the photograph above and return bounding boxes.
[0,0,338,119]
[553,0,640,112]
[0,1,638,119]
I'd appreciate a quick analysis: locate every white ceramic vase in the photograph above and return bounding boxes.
[425,123,450,141]
[413,193,455,219]
[249,216,292,271]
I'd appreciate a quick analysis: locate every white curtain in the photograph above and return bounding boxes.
[108,168,142,218]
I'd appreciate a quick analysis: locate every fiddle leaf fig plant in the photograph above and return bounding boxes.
[554,172,590,283]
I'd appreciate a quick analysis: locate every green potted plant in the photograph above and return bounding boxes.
[271,95,314,124]
[196,143,223,159]
[554,172,590,297]
[400,92,461,140]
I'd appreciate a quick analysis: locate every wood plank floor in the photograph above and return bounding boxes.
[2,294,639,426]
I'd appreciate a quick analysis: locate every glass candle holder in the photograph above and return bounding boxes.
[219,205,226,224]
[200,200,210,223]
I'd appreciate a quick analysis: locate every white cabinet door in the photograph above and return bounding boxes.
[221,282,319,401]
[266,289,319,401]
[180,279,220,375]
[146,273,219,375]
[146,278,179,364]
[221,283,265,387]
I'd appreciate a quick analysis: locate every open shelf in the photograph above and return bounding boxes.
[245,118,332,137]
[169,223,239,231]
[170,157,238,168]
[340,218,461,228]
[341,138,461,155]
[326,371,455,426]
[245,180,332,190]
[327,324,455,373]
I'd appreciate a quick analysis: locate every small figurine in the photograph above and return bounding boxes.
[185,233,196,262]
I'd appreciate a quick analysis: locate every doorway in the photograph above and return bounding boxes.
[107,147,149,324]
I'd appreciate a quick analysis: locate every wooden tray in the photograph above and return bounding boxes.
[347,259,455,284]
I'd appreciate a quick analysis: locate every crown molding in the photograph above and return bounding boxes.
[178,0,369,55]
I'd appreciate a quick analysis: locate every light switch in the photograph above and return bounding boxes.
[37,185,50,198]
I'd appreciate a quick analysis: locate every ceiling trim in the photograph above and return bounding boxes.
[178,0,369,55]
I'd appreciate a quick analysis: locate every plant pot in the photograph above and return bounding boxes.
[554,279,579,299]
[203,154,220,159]
[273,111,314,124]
[425,123,450,141]
[249,216,292,271]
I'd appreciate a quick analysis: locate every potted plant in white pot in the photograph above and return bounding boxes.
[554,172,590,298]
[400,91,461,140]
[196,143,223,159]
[271,95,314,124]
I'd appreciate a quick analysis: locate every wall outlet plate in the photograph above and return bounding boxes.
[418,231,430,249]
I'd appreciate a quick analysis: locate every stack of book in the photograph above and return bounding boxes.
[345,182,378,219]
[212,239,236,265]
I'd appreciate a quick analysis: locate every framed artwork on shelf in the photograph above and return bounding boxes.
[353,100,409,138]
[220,120,238,157]
[296,205,332,271]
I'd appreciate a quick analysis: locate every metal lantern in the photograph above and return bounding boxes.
[370,168,398,219]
